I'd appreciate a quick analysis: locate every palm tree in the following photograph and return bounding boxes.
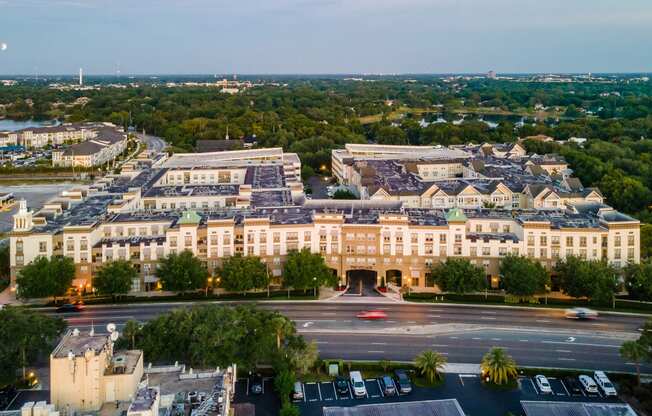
[414,350,447,383]
[620,340,647,386]
[122,319,141,350]
[481,347,518,385]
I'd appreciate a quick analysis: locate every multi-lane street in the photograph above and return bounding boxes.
[40,300,652,374]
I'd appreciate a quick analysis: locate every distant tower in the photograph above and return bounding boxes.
[79,68,83,86]
[13,200,33,232]
[487,70,497,79]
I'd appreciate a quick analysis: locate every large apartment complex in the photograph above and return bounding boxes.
[8,144,640,292]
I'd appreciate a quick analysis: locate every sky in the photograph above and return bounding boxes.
[0,0,651,75]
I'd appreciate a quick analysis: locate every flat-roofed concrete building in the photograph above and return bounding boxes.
[50,330,143,413]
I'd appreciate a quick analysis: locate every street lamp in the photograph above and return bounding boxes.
[313,277,317,297]
[205,277,213,297]
[407,277,412,296]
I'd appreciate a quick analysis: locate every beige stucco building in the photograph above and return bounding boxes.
[50,330,143,413]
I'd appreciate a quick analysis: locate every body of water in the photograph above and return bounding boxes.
[0,119,60,131]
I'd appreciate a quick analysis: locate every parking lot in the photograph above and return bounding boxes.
[518,375,605,399]
[295,372,623,416]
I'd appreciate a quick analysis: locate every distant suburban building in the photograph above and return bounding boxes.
[51,126,128,168]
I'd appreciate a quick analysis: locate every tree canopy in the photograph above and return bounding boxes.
[16,256,75,301]
[0,307,66,384]
[217,254,269,292]
[499,255,549,297]
[124,304,306,371]
[283,248,336,290]
[93,260,136,298]
[430,258,487,293]
[158,250,207,293]
[624,261,652,302]
[555,256,620,305]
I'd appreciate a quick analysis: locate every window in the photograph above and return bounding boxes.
[439,234,446,244]
[551,236,560,245]
[482,247,490,256]
[39,241,47,253]
[80,239,88,251]
[566,236,574,247]
[614,248,621,260]
[614,235,621,247]
[628,235,635,246]
[580,236,587,247]
[475,224,482,233]
[454,234,462,244]
[540,236,547,246]
[169,237,177,247]
[527,235,535,246]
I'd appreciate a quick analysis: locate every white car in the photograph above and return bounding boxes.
[593,371,617,396]
[579,375,598,393]
[535,375,552,394]
[349,371,367,398]
[565,308,598,320]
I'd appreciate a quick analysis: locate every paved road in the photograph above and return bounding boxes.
[43,301,652,373]
[135,132,166,153]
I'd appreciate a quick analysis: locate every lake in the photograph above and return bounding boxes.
[0,119,60,131]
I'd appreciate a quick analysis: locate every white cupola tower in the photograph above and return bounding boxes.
[13,199,33,232]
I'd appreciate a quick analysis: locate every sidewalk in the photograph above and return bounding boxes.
[0,286,17,305]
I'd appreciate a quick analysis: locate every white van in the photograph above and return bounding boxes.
[349,371,367,398]
[593,371,617,397]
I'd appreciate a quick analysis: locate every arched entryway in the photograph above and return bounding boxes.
[385,269,402,286]
[346,269,379,296]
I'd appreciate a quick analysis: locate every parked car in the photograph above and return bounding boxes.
[249,373,263,395]
[565,308,598,320]
[535,375,552,394]
[593,371,617,396]
[579,375,598,393]
[56,302,84,313]
[393,369,412,394]
[356,310,387,320]
[292,381,304,400]
[563,376,583,395]
[335,376,350,395]
[379,375,397,396]
[349,371,367,398]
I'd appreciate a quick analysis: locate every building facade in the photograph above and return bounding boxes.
[8,145,641,293]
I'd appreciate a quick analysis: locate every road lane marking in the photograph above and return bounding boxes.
[536,320,552,323]
[481,317,496,320]
[555,349,572,353]
[449,336,459,339]
[407,321,417,324]
[317,382,322,401]
[519,340,529,342]
[367,350,385,353]
[542,340,619,348]
[431,344,449,348]
[371,342,387,345]
[491,338,501,341]
[472,337,481,340]
[558,358,576,361]
[428,315,441,318]
[322,313,337,316]
[315,341,329,344]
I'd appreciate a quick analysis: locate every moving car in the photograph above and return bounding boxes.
[335,376,350,395]
[593,371,617,396]
[356,310,387,320]
[249,373,263,395]
[393,369,412,394]
[379,375,397,396]
[56,302,84,313]
[535,375,552,394]
[563,376,583,395]
[349,371,367,398]
[579,375,598,393]
[292,381,304,400]
[564,308,598,320]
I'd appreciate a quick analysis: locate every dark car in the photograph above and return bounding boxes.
[394,369,412,394]
[56,302,84,313]
[0,386,17,409]
[379,375,397,396]
[335,376,349,395]
[564,376,583,396]
[249,373,263,395]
